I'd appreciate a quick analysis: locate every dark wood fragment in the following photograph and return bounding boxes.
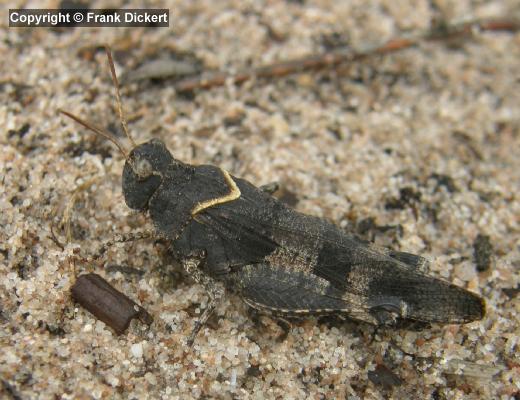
[71,273,152,335]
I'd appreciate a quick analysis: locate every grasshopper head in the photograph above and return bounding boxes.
[60,48,184,212]
[122,139,174,210]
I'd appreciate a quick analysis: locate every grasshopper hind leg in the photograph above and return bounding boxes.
[365,243,431,273]
[232,263,356,318]
[388,250,430,272]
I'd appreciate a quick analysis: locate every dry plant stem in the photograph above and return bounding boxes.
[173,17,520,93]
[63,177,98,243]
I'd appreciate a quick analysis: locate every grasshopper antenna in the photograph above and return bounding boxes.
[105,46,137,148]
[58,109,130,160]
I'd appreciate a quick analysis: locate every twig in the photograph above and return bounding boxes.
[63,177,98,243]
[173,17,520,93]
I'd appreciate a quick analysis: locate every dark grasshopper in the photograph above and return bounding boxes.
[60,49,484,345]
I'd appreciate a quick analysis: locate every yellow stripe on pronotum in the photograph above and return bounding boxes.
[191,168,241,216]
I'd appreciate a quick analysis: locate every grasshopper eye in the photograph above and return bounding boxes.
[133,157,153,180]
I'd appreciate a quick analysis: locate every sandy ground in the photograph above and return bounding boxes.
[1,1,519,399]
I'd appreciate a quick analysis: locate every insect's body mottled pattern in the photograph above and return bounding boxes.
[61,49,485,344]
[122,140,484,332]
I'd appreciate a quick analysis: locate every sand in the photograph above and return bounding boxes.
[1,1,519,399]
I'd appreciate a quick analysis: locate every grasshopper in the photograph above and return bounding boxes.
[60,48,484,345]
